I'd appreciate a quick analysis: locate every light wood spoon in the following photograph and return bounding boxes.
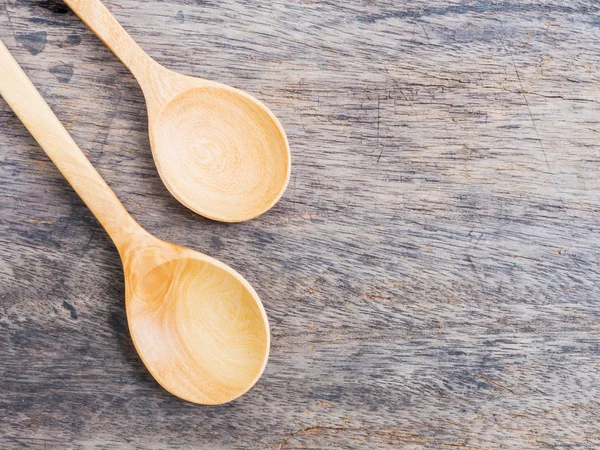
[63,0,290,222]
[0,40,270,405]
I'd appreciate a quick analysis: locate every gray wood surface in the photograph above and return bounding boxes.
[1,0,600,448]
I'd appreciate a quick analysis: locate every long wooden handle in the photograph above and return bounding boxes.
[0,39,139,251]
[63,0,163,84]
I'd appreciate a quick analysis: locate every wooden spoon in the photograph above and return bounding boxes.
[63,0,290,222]
[0,40,270,405]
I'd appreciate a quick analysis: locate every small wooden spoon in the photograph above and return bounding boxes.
[0,40,270,405]
[63,0,290,222]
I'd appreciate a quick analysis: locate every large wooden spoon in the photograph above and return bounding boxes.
[63,0,290,222]
[0,40,270,405]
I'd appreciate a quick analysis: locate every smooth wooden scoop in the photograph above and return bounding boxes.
[0,40,270,405]
[63,0,290,222]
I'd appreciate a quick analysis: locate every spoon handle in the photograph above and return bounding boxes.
[0,39,140,250]
[63,0,164,85]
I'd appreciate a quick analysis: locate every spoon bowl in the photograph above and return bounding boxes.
[124,236,270,404]
[151,85,290,222]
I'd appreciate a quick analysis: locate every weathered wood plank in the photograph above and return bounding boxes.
[1,0,600,448]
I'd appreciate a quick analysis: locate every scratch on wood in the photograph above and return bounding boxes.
[476,375,519,396]
[2,0,18,44]
[376,94,383,162]
[363,293,394,302]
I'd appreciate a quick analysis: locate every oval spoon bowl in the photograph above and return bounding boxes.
[151,84,290,222]
[125,241,270,404]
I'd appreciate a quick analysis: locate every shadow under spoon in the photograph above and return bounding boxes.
[0,39,270,405]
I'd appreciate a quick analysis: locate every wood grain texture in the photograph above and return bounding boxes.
[0,38,138,247]
[1,0,600,448]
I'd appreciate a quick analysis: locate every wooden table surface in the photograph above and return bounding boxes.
[2,1,600,448]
